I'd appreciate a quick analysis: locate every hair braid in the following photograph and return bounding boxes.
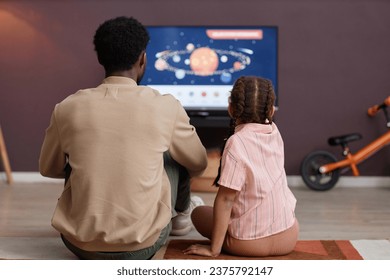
[265,79,275,123]
[213,118,235,186]
[230,78,246,120]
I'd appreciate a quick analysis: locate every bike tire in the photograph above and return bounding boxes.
[300,150,340,191]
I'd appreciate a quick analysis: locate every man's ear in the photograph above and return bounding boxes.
[136,51,147,84]
[139,51,146,69]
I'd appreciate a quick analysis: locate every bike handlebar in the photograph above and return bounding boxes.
[367,96,390,117]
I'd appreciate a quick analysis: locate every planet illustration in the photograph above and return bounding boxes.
[153,43,251,83]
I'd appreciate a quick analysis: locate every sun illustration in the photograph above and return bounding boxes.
[189,47,219,76]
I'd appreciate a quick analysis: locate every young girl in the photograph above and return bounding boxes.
[184,76,299,257]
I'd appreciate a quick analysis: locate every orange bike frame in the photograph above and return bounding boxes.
[319,130,390,176]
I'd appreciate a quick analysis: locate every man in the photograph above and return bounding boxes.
[39,16,207,260]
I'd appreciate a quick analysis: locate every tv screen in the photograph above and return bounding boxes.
[142,26,278,116]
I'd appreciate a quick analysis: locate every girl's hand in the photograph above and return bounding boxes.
[183,244,219,257]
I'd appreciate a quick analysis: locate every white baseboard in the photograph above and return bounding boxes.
[1,172,389,188]
[0,172,63,183]
[287,175,390,188]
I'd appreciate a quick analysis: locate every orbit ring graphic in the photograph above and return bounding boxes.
[154,48,251,76]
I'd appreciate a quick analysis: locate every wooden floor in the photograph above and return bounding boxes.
[0,181,389,258]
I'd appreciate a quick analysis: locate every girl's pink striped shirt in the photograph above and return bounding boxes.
[218,122,296,240]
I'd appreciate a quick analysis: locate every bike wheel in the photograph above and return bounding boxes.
[300,151,340,191]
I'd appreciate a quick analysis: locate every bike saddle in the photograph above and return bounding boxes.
[328,133,362,146]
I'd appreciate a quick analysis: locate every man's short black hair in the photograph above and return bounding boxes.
[93,16,150,73]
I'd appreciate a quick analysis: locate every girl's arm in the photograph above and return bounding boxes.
[183,186,237,257]
[210,186,237,256]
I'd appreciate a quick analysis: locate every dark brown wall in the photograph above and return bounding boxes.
[0,0,389,175]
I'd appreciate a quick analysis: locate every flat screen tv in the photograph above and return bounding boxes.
[142,26,278,119]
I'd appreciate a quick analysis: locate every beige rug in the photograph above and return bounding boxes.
[1,237,389,260]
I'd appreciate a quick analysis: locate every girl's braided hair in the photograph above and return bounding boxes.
[213,76,276,186]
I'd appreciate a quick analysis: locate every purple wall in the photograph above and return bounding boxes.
[0,0,389,175]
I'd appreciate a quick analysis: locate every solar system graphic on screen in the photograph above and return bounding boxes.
[142,26,278,110]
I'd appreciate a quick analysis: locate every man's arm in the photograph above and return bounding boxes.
[39,108,66,178]
[169,104,208,177]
